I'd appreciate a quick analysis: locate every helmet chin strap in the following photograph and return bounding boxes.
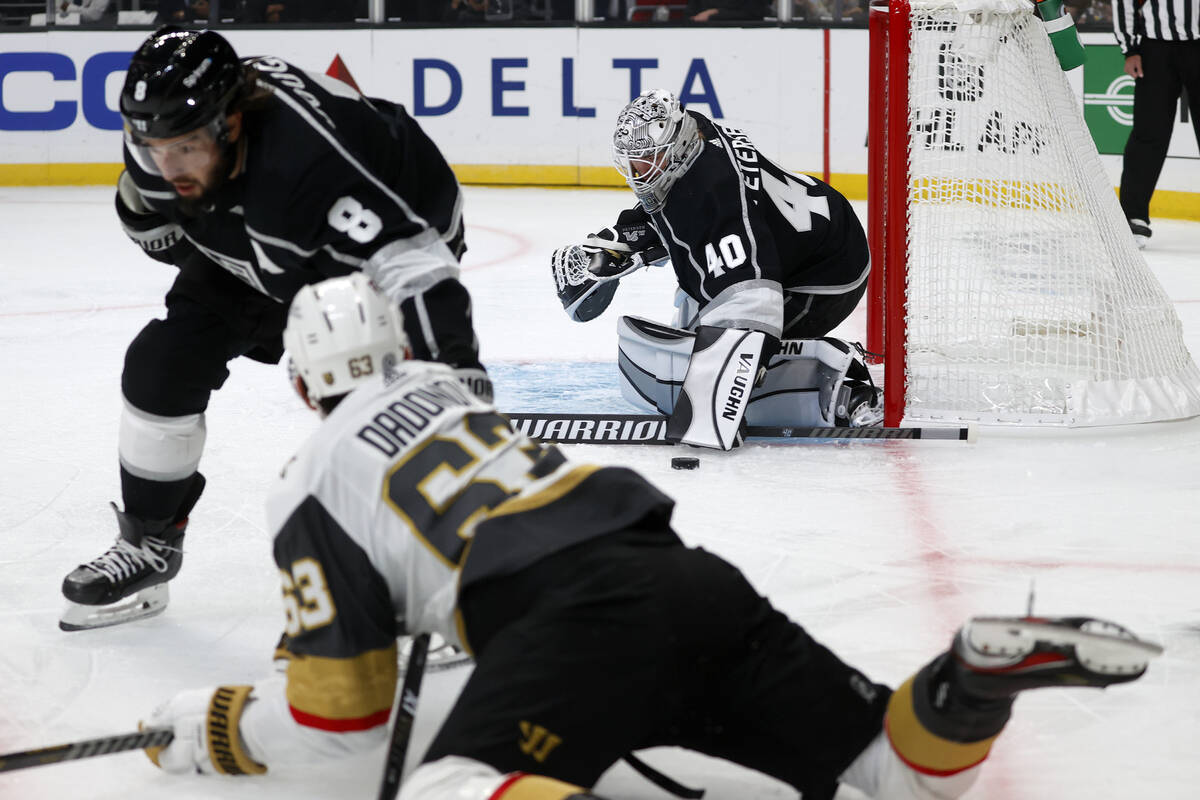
[293,375,319,412]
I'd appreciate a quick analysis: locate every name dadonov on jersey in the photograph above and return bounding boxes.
[355,378,476,456]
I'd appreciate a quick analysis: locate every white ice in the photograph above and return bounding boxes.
[1,185,1198,800]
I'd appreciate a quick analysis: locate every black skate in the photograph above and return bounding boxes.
[951,615,1163,699]
[835,379,884,427]
[59,474,204,632]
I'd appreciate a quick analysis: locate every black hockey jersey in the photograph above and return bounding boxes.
[615,111,870,340]
[120,56,475,365]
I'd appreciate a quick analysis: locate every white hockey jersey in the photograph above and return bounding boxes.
[253,360,675,749]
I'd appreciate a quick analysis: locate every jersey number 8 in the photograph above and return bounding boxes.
[328,196,383,244]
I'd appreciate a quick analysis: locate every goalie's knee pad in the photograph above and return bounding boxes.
[750,338,880,427]
[617,316,695,415]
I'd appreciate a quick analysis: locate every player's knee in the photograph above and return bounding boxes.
[122,321,226,415]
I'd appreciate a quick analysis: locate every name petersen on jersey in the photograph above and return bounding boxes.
[717,123,763,192]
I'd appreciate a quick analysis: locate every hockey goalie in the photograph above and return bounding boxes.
[551,89,881,450]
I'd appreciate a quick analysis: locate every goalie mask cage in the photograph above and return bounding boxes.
[866,0,1200,427]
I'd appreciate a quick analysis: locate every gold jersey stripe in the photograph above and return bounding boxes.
[884,675,997,776]
[286,644,398,724]
[493,773,588,800]
[489,465,601,519]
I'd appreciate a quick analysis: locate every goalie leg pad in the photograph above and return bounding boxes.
[616,316,696,415]
[748,338,880,427]
[666,326,767,451]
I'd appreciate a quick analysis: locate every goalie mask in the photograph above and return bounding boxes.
[612,89,702,213]
[283,274,409,409]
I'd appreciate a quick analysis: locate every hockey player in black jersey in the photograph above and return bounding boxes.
[58,27,490,632]
[141,274,1160,800]
[552,89,881,450]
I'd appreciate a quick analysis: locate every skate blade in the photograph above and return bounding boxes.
[966,616,1164,673]
[59,584,169,632]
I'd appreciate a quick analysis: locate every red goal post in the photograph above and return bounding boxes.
[865,0,1200,428]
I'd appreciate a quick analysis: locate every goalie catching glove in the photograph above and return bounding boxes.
[551,209,669,322]
[142,685,266,775]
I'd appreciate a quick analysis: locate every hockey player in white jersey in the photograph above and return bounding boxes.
[552,89,881,450]
[142,274,1161,800]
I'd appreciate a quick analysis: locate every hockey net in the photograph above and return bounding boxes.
[866,0,1200,426]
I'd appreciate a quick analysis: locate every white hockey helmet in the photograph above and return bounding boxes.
[611,89,702,213]
[283,273,408,408]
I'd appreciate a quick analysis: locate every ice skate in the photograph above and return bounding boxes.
[836,380,884,427]
[59,503,188,631]
[951,615,1162,699]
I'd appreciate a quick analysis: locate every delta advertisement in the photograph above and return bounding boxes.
[0,27,1196,207]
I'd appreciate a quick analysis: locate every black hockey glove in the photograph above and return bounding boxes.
[551,245,619,322]
[114,170,188,266]
[581,209,668,281]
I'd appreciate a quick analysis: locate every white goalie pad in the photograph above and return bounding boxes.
[666,325,767,450]
[617,317,880,428]
[617,316,695,414]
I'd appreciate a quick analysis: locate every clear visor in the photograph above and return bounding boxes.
[125,118,223,180]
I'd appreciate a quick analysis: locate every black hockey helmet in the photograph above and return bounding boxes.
[120,26,244,141]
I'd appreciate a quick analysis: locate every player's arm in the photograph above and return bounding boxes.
[262,153,489,397]
[550,206,669,322]
[143,494,399,774]
[114,170,196,266]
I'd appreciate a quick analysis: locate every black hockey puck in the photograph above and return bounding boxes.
[671,456,700,470]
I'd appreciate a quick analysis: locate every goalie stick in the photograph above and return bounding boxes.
[503,413,973,445]
[378,632,431,800]
[0,727,174,773]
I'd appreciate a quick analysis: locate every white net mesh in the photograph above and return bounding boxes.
[902,0,1200,424]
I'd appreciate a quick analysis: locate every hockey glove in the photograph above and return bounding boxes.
[115,170,187,266]
[453,366,494,404]
[142,685,267,776]
[551,245,619,322]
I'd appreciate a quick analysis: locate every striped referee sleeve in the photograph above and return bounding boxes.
[1113,0,1200,55]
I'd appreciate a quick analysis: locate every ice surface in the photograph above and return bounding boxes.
[1,186,1198,799]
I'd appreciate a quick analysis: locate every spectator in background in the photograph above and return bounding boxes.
[239,0,358,21]
[156,0,211,23]
[1112,0,1200,248]
[688,0,768,21]
[57,0,115,24]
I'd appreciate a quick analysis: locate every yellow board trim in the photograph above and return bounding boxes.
[286,643,398,722]
[884,675,997,775]
[3,163,1197,221]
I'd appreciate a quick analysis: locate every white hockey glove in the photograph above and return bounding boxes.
[142,685,267,776]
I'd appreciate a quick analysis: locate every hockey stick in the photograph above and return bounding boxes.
[623,752,705,798]
[503,412,973,445]
[0,727,174,773]
[378,632,431,800]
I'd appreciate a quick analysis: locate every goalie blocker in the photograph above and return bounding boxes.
[619,317,883,450]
